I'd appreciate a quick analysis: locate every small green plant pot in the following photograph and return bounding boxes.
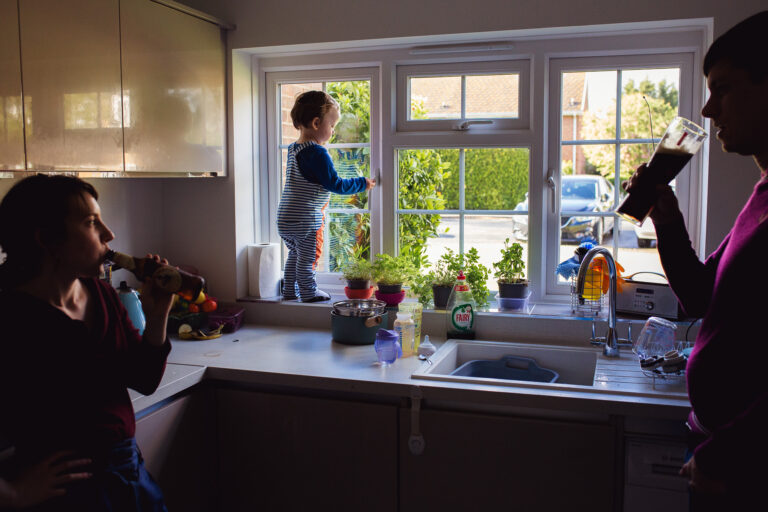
[497,281,529,299]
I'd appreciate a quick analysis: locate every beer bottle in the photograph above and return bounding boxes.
[105,250,204,300]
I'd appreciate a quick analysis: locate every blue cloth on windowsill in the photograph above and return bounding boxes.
[556,240,596,280]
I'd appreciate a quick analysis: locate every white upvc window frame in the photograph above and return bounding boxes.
[545,52,703,297]
[395,59,531,132]
[264,67,381,283]
[252,21,709,302]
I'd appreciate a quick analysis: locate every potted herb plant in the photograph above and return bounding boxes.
[372,253,416,294]
[340,257,374,299]
[412,248,491,309]
[493,238,529,298]
[411,256,454,309]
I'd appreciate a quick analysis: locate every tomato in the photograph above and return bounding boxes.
[201,299,217,313]
[188,303,200,313]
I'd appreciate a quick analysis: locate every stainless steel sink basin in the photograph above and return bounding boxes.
[412,340,598,388]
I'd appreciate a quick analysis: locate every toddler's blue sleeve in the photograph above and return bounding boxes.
[296,145,368,194]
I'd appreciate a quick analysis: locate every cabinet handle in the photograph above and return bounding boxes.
[408,387,425,455]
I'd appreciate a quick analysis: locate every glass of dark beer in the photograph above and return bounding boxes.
[617,117,707,225]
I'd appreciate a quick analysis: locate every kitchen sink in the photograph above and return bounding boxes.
[412,339,598,388]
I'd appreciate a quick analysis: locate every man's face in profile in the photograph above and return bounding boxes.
[702,60,768,157]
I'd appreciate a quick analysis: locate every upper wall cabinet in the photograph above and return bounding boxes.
[19,0,124,172]
[1,0,227,177]
[0,0,28,171]
[121,0,226,175]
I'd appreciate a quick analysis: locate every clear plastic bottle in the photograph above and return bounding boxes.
[446,271,476,340]
[393,311,416,357]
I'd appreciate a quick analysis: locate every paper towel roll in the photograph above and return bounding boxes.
[248,243,281,298]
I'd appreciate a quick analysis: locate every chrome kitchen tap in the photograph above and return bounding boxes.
[575,247,623,357]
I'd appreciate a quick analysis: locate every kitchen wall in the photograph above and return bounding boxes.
[0,177,164,272]
[2,0,765,302]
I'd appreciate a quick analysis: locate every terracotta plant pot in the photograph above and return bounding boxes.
[497,281,529,299]
[432,284,452,309]
[377,283,402,294]
[344,286,375,300]
[346,279,371,290]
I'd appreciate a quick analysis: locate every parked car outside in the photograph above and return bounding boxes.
[510,175,615,244]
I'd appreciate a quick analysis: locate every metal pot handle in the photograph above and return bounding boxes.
[364,315,383,328]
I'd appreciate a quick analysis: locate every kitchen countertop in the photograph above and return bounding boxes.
[130,324,690,422]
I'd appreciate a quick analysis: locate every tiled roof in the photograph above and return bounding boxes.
[409,75,520,118]
[562,72,587,113]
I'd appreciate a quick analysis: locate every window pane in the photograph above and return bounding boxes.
[619,142,653,189]
[398,148,459,210]
[564,143,616,183]
[566,71,617,142]
[620,68,679,140]
[464,215,525,292]
[464,148,529,210]
[409,76,461,120]
[560,214,613,246]
[279,82,322,144]
[328,147,370,209]
[398,213,458,269]
[320,212,370,273]
[614,218,664,277]
[327,80,370,144]
[465,74,519,119]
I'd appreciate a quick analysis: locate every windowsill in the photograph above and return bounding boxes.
[237,288,701,346]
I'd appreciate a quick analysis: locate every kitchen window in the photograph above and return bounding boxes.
[257,24,707,301]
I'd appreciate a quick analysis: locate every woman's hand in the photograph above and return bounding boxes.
[679,455,727,495]
[0,452,91,508]
[140,254,175,346]
[366,178,376,190]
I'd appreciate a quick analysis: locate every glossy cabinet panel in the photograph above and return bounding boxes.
[0,0,25,170]
[18,0,124,172]
[121,0,225,175]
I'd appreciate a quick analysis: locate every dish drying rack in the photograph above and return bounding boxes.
[638,341,693,382]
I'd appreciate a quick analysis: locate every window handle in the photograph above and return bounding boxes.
[546,168,558,214]
[455,120,492,131]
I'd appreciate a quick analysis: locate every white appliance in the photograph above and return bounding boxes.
[617,273,679,319]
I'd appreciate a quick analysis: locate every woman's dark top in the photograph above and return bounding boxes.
[0,278,170,463]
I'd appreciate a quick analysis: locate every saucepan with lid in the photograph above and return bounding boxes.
[332,299,387,317]
[331,300,388,345]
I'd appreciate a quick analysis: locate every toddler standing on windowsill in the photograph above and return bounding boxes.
[277,91,376,302]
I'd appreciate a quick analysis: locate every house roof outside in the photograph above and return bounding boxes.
[409,74,519,119]
[561,72,587,116]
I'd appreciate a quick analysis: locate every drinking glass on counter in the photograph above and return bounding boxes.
[633,316,677,358]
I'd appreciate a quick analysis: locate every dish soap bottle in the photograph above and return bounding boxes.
[446,271,476,340]
[394,311,416,357]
